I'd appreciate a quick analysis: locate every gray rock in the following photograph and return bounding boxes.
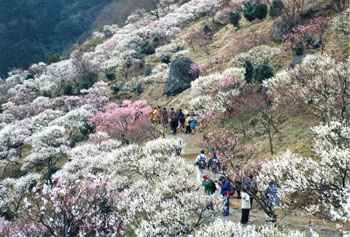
[164,57,199,96]
[290,56,303,68]
[272,17,293,42]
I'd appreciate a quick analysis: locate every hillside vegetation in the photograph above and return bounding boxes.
[0,0,349,236]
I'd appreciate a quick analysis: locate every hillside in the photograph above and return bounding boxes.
[0,0,349,236]
[0,0,155,78]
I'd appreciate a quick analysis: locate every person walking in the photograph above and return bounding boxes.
[195,150,207,170]
[208,152,220,180]
[208,152,220,172]
[185,114,191,134]
[177,109,185,133]
[170,114,178,135]
[157,106,162,124]
[241,191,251,224]
[202,174,216,195]
[218,176,231,216]
[202,174,216,210]
[150,107,158,124]
[189,114,197,135]
[195,150,207,181]
[245,175,258,207]
[169,108,176,118]
[162,108,169,127]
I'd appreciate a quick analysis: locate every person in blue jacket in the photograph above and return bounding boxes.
[218,176,231,216]
[189,114,197,135]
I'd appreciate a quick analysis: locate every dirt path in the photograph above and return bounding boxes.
[166,132,344,236]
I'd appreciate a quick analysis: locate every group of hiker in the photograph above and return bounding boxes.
[197,150,279,224]
[149,106,197,135]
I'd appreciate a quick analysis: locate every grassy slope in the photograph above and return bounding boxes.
[128,0,349,159]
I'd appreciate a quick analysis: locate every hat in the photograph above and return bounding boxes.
[203,174,209,180]
[219,176,226,181]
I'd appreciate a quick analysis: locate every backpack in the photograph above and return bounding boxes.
[211,180,217,193]
[210,158,219,169]
[229,182,235,196]
[198,155,206,169]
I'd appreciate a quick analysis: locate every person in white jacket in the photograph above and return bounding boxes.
[241,191,251,224]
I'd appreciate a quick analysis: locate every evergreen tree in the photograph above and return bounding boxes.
[252,62,275,83]
[243,60,254,83]
[229,12,241,29]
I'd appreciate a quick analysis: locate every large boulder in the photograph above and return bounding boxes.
[164,57,199,96]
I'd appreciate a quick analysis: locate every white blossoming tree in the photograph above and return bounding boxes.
[230,45,281,68]
[264,55,350,122]
[22,126,70,172]
[258,120,350,226]
[0,173,40,218]
[189,67,245,116]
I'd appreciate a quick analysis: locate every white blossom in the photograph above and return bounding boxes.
[231,45,280,67]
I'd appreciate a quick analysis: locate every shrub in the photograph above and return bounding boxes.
[70,134,87,147]
[85,72,98,87]
[112,81,123,94]
[243,5,256,21]
[180,0,191,5]
[203,24,213,36]
[78,81,89,93]
[252,62,274,83]
[161,55,171,64]
[80,120,95,137]
[144,66,152,76]
[25,74,34,80]
[229,12,241,29]
[44,166,60,182]
[254,3,268,20]
[138,41,155,56]
[105,72,116,81]
[270,0,284,18]
[77,72,98,94]
[243,60,254,83]
[152,36,161,47]
[45,51,60,64]
[42,91,52,98]
[134,83,143,95]
[63,84,73,95]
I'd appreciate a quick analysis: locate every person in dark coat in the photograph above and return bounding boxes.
[208,152,221,173]
[170,114,178,135]
[162,108,169,127]
[169,108,175,118]
[177,109,185,132]
[219,176,231,216]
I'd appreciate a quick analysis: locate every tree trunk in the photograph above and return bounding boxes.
[268,127,274,156]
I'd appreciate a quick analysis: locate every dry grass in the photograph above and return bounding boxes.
[105,0,348,158]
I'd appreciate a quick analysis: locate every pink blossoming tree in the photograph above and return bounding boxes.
[89,100,153,144]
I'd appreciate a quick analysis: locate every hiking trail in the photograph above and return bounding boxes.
[166,131,342,237]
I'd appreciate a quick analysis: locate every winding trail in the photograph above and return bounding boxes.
[166,132,343,236]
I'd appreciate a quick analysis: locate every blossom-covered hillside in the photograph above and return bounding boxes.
[0,0,349,235]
